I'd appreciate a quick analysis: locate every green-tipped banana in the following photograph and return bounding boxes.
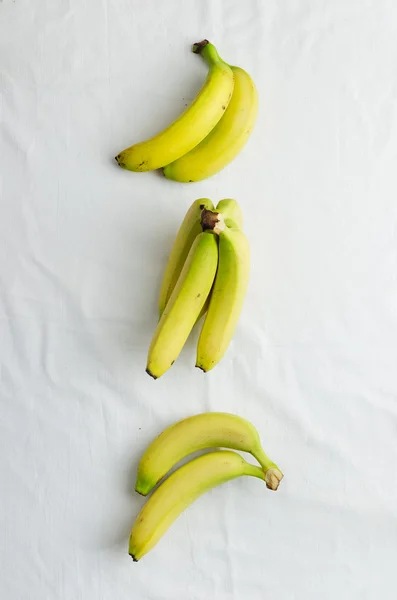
[159,198,242,319]
[147,231,218,379]
[135,412,283,495]
[158,198,214,316]
[216,198,243,229]
[115,41,234,172]
[196,211,250,372]
[129,450,268,561]
[163,66,258,182]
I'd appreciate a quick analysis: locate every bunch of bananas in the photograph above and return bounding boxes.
[146,198,249,378]
[115,40,257,182]
[129,412,283,561]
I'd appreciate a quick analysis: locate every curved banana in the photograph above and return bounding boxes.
[135,412,283,495]
[129,450,267,561]
[216,198,243,229]
[196,211,250,372]
[147,231,218,379]
[115,41,234,172]
[163,66,258,182]
[158,198,214,316]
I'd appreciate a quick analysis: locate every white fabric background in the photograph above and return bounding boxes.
[1,0,397,598]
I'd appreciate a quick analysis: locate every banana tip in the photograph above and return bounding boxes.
[115,154,124,167]
[145,368,157,380]
[129,553,139,563]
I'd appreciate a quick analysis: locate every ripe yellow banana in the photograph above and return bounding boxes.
[147,231,218,379]
[135,412,283,495]
[129,450,268,561]
[115,41,234,172]
[216,198,243,229]
[196,211,250,372]
[158,198,214,316]
[159,199,243,320]
[163,65,258,182]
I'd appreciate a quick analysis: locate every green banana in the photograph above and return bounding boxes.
[147,231,218,379]
[115,41,234,172]
[163,65,258,182]
[129,450,268,561]
[216,198,243,229]
[158,198,214,317]
[135,412,283,495]
[196,211,250,372]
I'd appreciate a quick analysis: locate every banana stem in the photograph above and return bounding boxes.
[251,447,284,492]
[243,462,268,480]
[201,209,225,234]
[192,40,223,65]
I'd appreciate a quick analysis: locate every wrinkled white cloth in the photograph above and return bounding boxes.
[1,1,397,598]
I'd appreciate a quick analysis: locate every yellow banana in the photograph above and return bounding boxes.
[216,198,243,229]
[158,198,214,316]
[135,412,283,495]
[147,231,218,379]
[158,198,242,320]
[192,198,244,323]
[129,450,268,561]
[163,66,258,182]
[115,41,234,172]
[196,211,250,372]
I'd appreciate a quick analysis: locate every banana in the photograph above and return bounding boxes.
[135,412,283,495]
[158,198,214,316]
[216,198,243,229]
[158,198,242,318]
[115,41,234,172]
[163,66,258,182]
[147,231,218,379]
[129,450,268,561]
[196,211,250,372]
